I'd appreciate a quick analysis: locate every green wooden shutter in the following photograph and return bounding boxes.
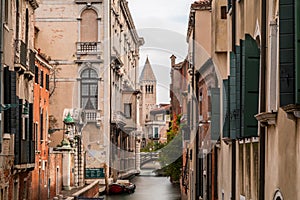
[279,0,295,106]
[296,0,300,104]
[241,34,259,138]
[229,52,237,139]
[222,79,230,138]
[211,88,220,140]
[235,45,241,138]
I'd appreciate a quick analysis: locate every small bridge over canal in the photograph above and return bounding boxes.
[140,152,161,169]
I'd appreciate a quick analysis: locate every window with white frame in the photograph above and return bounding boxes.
[81,68,98,110]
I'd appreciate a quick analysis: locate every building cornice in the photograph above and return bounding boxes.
[120,0,143,46]
[187,0,212,41]
[35,51,52,70]
[28,0,39,10]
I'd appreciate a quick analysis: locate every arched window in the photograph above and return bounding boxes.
[273,190,283,200]
[81,69,98,110]
[80,9,97,42]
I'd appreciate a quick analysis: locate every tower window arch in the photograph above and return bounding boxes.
[273,190,283,200]
[80,68,98,110]
[80,9,98,42]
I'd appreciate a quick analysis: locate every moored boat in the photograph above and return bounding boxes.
[108,182,136,194]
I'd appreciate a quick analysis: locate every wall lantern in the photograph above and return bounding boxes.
[0,103,29,118]
[63,112,75,142]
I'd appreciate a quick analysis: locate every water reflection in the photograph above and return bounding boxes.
[104,170,181,200]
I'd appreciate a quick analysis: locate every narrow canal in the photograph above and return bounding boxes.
[104,170,181,200]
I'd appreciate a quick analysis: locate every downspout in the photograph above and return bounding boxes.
[191,10,200,200]
[259,0,267,199]
[231,1,236,200]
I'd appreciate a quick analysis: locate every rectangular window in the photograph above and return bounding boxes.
[40,70,44,88]
[221,6,227,19]
[34,123,38,150]
[40,109,43,141]
[24,117,28,140]
[4,0,9,23]
[35,66,39,84]
[199,90,203,117]
[46,74,50,90]
[124,103,131,118]
[154,127,159,138]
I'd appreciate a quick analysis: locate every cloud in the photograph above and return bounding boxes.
[128,0,195,103]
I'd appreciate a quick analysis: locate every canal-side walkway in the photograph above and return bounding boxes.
[54,180,103,199]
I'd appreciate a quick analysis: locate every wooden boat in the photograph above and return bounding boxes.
[108,182,136,194]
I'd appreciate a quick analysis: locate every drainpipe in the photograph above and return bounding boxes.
[259,0,266,199]
[230,0,237,200]
[191,10,200,200]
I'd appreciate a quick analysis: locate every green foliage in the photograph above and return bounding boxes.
[141,140,166,152]
[157,114,183,183]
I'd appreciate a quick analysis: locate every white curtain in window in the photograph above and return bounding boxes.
[90,84,98,96]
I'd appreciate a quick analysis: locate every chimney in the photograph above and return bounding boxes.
[170,55,176,67]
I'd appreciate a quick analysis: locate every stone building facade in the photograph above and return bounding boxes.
[31,51,52,199]
[147,104,171,144]
[179,0,300,200]
[0,0,38,199]
[35,0,143,182]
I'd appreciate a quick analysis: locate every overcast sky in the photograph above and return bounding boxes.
[128,0,195,104]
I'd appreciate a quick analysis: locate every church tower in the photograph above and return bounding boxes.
[139,57,157,145]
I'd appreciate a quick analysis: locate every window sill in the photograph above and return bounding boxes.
[282,104,300,119]
[222,137,233,145]
[255,111,277,127]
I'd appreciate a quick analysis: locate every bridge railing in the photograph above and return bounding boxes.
[140,152,160,166]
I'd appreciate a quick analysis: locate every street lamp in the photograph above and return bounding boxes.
[63,112,75,143]
[0,103,29,118]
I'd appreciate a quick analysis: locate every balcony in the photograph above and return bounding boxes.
[85,110,101,125]
[76,42,101,55]
[14,40,27,72]
[24,49,35,79]
[112,111,126,126]
[124,118,137,132]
